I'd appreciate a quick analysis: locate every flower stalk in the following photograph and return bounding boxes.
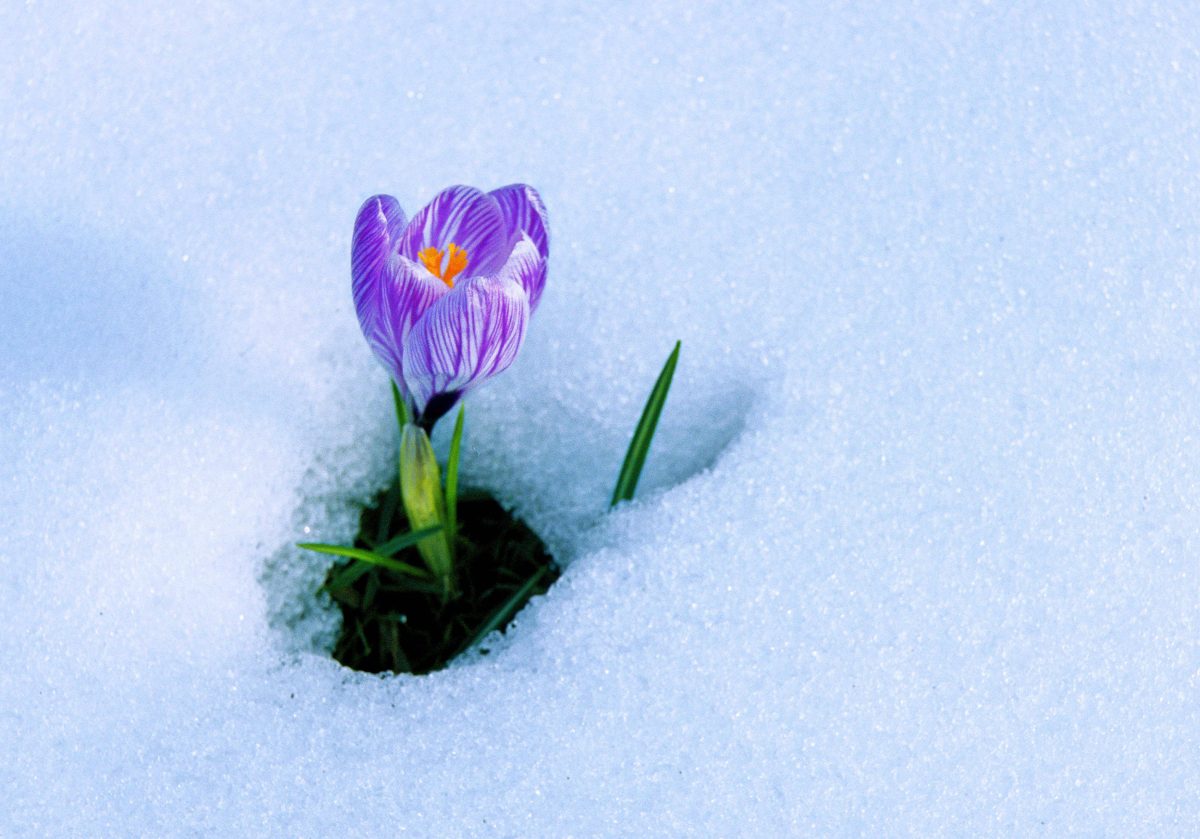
[399,422,454,598]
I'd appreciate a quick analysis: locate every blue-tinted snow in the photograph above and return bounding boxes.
[1,2,1198,835]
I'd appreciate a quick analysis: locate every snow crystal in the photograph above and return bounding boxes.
[2,2,1198,834]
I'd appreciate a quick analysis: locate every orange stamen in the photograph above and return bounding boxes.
[417,243,470,288]
[418,246,444,279]
[443,243,469,285]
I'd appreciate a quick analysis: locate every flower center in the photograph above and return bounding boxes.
[418,243,469,288]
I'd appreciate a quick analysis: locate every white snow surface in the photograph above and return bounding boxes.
[2,2,1199,835]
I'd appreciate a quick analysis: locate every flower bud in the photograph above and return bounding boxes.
[399,423,454,596]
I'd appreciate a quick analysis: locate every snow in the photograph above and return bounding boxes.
[3,1,1199,834]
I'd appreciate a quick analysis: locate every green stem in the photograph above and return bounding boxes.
[445,404,465,550]
[399,423,454,599]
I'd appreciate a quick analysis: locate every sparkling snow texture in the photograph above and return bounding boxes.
[2,2,1198,835]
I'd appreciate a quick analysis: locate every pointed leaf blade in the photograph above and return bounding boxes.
[373,524,446,557]
[611,340,681,506]
[391,379,411,428]
[297,541,432,578]
[445,404,465,544]
[456,565,550,657]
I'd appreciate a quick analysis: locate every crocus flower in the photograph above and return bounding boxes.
[351,184,549,431]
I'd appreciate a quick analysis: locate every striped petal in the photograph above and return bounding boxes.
[398,185,512,278]
[358,255,450,390]
[401,274,530,426]
[497,233,547,313]
[351,195,407,331]
[489,183,549,262]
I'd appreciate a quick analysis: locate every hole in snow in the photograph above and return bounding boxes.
[320,482,558,675]
[260,466,558,674]
[260,371,755,674]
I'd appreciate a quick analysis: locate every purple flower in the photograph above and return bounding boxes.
[351,184,549,429]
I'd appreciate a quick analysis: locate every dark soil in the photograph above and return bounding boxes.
[322,483,558,675]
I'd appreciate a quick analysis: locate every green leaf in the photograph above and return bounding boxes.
[373,525,446,557]
[611,340,681,506]
[373,482,402,546]
[297,541,432,578]
[323,560,373,592]
[362,571,379,610]
[391,379,411,428]
[355,621,372,656]
[445,404,465,545]
[457,565,550,656]
[377,578,444,596]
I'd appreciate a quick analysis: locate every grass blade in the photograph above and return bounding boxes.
[323,560,373,592]
[610,340,681,506]
[445,404,465,545]
[373,482,402,546]
[297,542,431,578]
[373,525,446,557]
[456,565,550,656]
[391,379,411,428]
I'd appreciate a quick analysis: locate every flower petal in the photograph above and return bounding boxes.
[489,183,549,261]
[401,274,530,424]
[351,195,407,330]
[497,233,547,313]
[358,255,449,389]
[398,185,512,278]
